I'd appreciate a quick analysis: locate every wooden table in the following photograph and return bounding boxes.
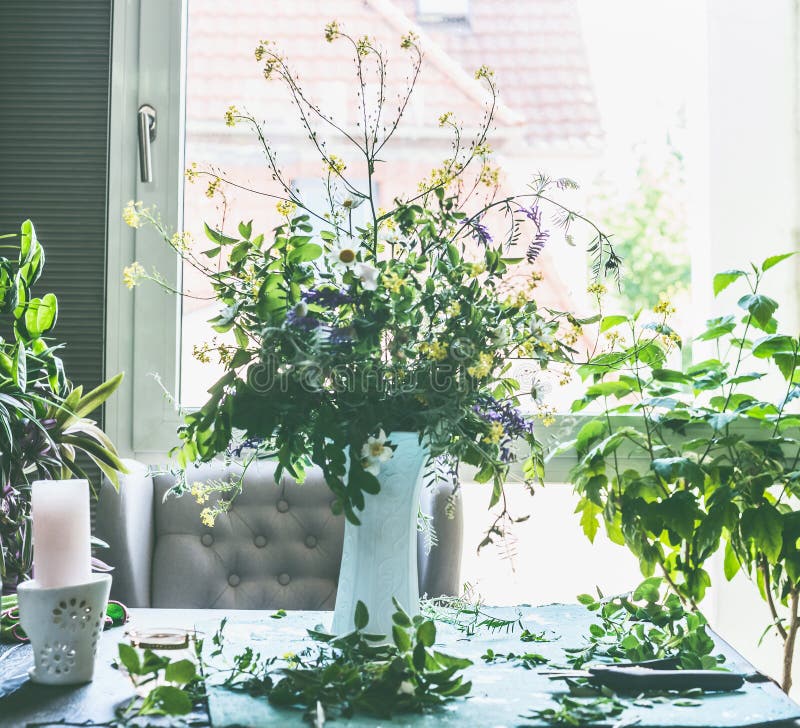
[2,605,800,727]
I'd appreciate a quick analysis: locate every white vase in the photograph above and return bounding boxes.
[17,574,111,685]
[331,432,428,638]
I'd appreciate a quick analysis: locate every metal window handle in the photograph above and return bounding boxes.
[137,104,157,183]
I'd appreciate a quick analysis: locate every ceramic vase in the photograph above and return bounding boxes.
[331,432,427,638]
[17,574,111,685]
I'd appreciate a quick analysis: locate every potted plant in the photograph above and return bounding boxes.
[556,253,800,691]
[0,220,125,595]
[124,23,616,634]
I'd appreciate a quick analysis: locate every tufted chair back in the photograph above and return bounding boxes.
[96,459,463,610]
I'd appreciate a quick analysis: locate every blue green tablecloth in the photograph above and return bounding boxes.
[203,604,800,728]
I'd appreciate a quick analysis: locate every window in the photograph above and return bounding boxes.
[107,0,799,472]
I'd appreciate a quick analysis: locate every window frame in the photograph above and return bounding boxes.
[105,0,800,470]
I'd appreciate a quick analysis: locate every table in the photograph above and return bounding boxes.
[2,605,800,727]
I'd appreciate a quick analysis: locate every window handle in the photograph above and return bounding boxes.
[137,104,157,183]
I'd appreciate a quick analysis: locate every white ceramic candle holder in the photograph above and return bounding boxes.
[17,574,111,685]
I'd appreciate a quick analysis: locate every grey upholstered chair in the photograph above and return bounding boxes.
[96,459,463,610]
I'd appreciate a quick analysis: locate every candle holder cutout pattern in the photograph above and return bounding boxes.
[17,574,111,685]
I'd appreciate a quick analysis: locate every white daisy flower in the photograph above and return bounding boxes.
[335,190,366,211]
[326,238,360,270]
[491,324,512,347]
[529,318,554,346]
[361,429,393,475]
[397,680,416,695]
[354,262,379,291]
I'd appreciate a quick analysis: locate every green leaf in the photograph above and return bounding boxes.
[741,504,783,563]
[713,269,745,296]
[13,343,26,389]
[417,620,436,647]
[632,577,662,602]
[576,420,606,451]
[149,685,192,715]
[762,252,795,272]
[751,334,795,359]
[599,315,628,333]
[288,243,323,263]
[118,643,141,675]
[354,601,369,631]
[738,293,778,328]
[204,222,238,246]
[651,368,690,383]
[164,659,197,686]
[723,541,741,581]
[578,499,601,543]
[24,293,58,337]
[392,625,411,651]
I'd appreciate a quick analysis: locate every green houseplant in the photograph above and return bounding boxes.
[125,23,616,628]
[0,220,125,595]
[556,253,800,691]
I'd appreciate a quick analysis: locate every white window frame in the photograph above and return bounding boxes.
[105,0,799,469]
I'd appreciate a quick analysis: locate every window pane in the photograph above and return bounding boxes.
[180,0,702,411]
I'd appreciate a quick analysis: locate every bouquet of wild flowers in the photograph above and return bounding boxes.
[0,220,125,592]
[125,22,618,545]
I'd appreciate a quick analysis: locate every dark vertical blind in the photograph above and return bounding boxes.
[0,1,112,401]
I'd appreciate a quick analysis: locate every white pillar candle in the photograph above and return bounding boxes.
[31,479,92,588]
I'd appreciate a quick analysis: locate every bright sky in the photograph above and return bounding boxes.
[577,0,706,176]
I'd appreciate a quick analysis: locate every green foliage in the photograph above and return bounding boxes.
[128,23,617,547]
[559,254,800,690]
[0,220,124,589]
[568,578,720,670]
[526,693,626,726]
[419,588,524,636]
[591,144,690,312]
[209,600,472,724]
[115,639,206,722]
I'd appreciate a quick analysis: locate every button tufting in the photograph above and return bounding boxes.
[201,534,214,547]
[278,573,291,586]
[276,499,290,513]
[254,535,267,548]
[304,535,318,549]
[228,574,240,587]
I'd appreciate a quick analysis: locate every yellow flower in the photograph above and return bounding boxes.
[192,343,211,364]
[467,352,494,378]
[653,297,676,316]
[206,177,221,199]
[276,200,297,217]
[563,323,582,347]
[171,231,192,253]
[224,105,238,127]
[383,270,405,294]
[505,291,527,309]
[400,31,418,49]
[445,301,461,317]
[469,262,486,277]
[326,155,346,174]
[185,162,199,183]
[587,282,607,296]
[438,111,454,127]
[254,39,270,61]
[122,200,144,229]
[200,508,216,528]
[122,262,145,290]
[190,482,209,505]
[420,340,448,361]
[473,143,491,157]
[479,163,500,187]
[356,35,370,57]
[474,64,494,80]
[483,422,504,445]
[324,20,340,42]
[528,271,544,290]
[282,652,299,663]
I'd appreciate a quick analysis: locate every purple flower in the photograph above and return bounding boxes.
[474,395,535,461]
[470,219,493,246]
[527,230,549,263]
[521,204,542,228]
[302,288,353,308]
[286,307,321,331]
